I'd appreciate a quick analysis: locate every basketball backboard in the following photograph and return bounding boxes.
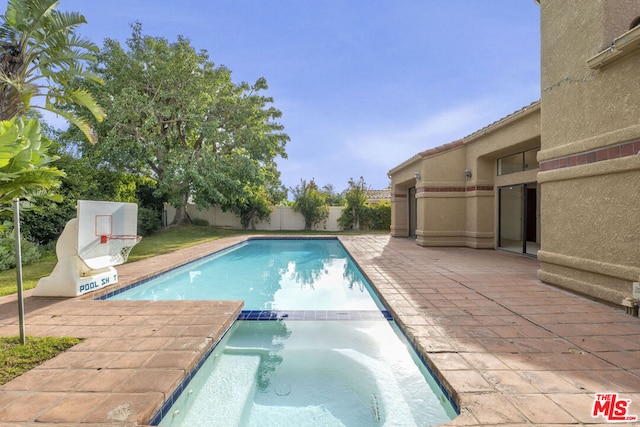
[77,200,138,270]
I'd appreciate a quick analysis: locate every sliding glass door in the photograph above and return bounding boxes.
[498,183,539,256]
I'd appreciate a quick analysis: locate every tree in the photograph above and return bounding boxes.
[76,23,288,225]
[321,183,344,206]
[229,185,272,229]
[0,0,105,230]
[0,0,105,141]
[339,176,368,230]
[222,162,287,229]
[291,179,328,231]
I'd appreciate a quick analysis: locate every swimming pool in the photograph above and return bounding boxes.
[110,238,457,426]
[159,320,457,426]
[108,238,384,312]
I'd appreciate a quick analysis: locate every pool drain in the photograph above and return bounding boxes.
[275,383,291,396]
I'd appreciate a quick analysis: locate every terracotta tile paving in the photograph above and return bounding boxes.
[339,235,640,426]
[0,234,639,426]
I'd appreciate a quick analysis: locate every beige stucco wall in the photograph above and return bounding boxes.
[415,147,467,246]
[389,104,541,249]
[466,105,541,249]
[538,0,640,304]
[390,157,421,237]
[164,204,344,231]
[389,1,640,306]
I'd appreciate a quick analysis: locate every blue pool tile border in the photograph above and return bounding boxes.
[148,319,237,426]
[148,312,459,425]
[94,240,251,300]
[95,237,341,301]
[110,237,459,422]
[389,322,461,415]
[237,309,393,321]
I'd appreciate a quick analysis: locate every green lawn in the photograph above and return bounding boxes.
[0,225,241,296]
[0,336,83,386]
[125,225,243,263]
[0,254,58,297]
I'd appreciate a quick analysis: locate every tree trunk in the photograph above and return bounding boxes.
[171,192,192,225]
[352,206,360,231]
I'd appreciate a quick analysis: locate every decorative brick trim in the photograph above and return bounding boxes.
[540,140,640,172]
[392,193,407,198]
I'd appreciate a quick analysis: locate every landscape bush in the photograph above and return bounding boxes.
[137,207,162,236]
[0,226,42,272]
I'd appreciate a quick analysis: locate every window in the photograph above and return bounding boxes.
[523,149,539,171]
[497,148,540,176]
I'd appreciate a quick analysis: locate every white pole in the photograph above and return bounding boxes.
[13,198,26,345]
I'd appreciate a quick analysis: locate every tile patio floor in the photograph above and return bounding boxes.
[0,234,639,426]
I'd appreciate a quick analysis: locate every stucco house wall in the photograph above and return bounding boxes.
[537,0,640,304]
[389,103,540,249]
[388,0,640,307]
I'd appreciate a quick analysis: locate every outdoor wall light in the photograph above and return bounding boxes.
[414,172,421,181]
[464,169,472,179]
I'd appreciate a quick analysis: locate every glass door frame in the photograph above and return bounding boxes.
[408,187,417,238]
[498,182,539,256]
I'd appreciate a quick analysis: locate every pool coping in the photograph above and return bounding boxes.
[0,234,639,426]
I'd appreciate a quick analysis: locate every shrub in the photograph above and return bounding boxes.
[367,201,391,230]
[137,207,162,236]
[291,179,329,230]
[191,218,210,227]
[0,225,42,271]
[20,201,74,245]
[338,177,368,230]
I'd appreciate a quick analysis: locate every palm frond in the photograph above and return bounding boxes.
[44,104,97,143]
[0,166,64,202]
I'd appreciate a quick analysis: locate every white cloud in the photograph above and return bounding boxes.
[344,98,518,172]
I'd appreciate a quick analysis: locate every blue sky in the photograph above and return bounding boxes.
[49,1,540,192]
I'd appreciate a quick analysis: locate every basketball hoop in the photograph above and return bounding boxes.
[106,234,142,264]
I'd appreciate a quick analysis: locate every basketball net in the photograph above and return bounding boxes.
[106,235,142,264]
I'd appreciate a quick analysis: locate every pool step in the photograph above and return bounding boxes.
[172,354,260,426]
[247,404,345,426]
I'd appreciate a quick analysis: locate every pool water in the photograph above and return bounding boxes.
[159,320,456,427]
[109,239,383,311]
[111,238,457,426]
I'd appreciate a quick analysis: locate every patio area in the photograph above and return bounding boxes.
[0,234,639,426]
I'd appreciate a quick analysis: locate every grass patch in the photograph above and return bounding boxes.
[0,336,82,386]
[0,253,57,297]
[0,226,242,296]
[126,225,243,263]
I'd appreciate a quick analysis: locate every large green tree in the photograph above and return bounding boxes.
[0,0,104,224]
[77,23,288,225]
